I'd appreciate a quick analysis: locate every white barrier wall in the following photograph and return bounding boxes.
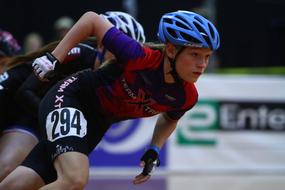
[169,74,285,172]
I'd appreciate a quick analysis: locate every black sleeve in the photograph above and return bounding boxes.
[15,74,51,118]
[0,64,32,128]
[58,43,97,75]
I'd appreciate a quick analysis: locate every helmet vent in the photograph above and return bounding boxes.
[175,15,189,26]
[164,18,173,24]
[194,16,203,24]
[193,22,205,34]
[108,17,117,26]
[131,19,139,33]
[180,32,201,44]
[208,23,215,38]
[167,28,178,39]
[193,22,211,47]
[176,21,190,30]
[118,15,128,24]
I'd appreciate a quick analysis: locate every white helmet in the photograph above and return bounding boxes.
[101,11,146,43]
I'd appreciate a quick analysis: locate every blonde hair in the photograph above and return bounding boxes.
[144,42,165,51]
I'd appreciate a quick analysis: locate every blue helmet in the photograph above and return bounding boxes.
[158,10,220,50]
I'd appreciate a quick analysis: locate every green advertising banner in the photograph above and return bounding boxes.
[169,74,285,172]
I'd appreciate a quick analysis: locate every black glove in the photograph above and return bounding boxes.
[44,52,61,79]
[140,149,160,176]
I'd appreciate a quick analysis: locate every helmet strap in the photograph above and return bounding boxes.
[168,46,185,82]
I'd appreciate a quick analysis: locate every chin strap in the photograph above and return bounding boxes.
[167,46,185,82]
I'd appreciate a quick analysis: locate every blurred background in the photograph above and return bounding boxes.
[1,0,285,72]
[1,0,285,189]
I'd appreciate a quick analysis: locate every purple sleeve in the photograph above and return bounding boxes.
[102,27,145,62]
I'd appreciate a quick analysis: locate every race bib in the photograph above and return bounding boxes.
[46,107,87,142]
